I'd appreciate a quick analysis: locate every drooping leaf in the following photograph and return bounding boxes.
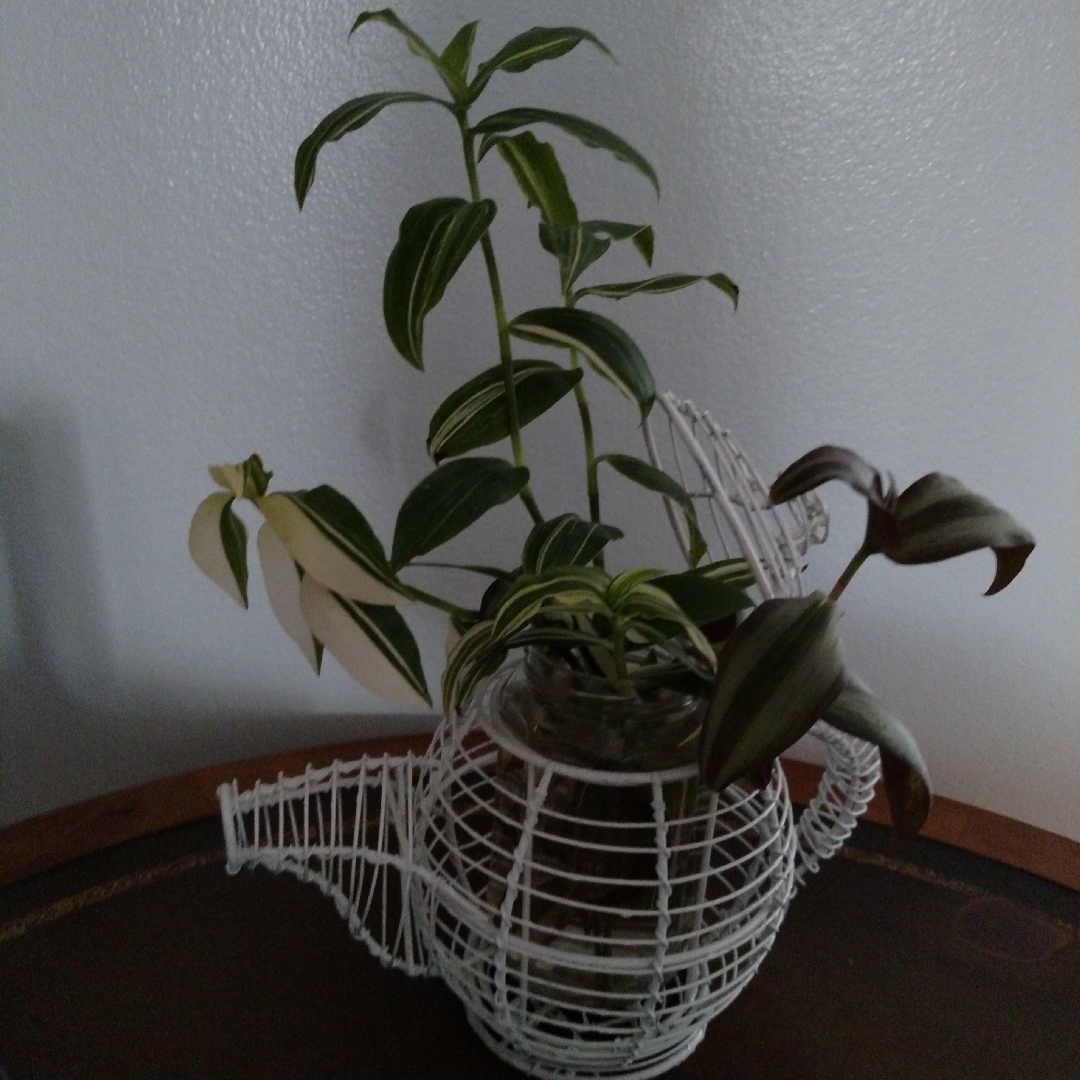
[294,92,445,208]
[209,454,272,500]
[427,360,582,462]
[349,9,465,101]
[823,676,932,843]
[521,513,623,572]
[300,576,430,708]
[494,132,578,225]
[650,568,752,628]
[607,572,716,666]
[256,523,322,673]
[442,619,505,714]
[574,271,738,308]
[256,487,405,605]
[439,21,478,85]
[474,108,659,197]
[469,26,612,101]
[769,445,891,507]
[189,492,248,609]
[539,220,654,293]
[411,560,517,583]
[383,197,497,369]
[701,593,845,791]
[490,565,611,641]
[597,452,706,563]
[391,457,530,569]
[509,308,655,416]
[888,473,1035,595]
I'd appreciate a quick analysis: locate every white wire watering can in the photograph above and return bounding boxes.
[219,394,881,1080]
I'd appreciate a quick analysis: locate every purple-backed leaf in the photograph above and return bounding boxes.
[769,445,891,507]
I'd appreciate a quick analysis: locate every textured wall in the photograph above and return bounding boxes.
[1,1,1077,836]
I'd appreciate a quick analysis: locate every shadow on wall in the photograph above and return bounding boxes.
[0,398,437,827]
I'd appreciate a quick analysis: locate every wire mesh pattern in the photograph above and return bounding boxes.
[217,395,881,1077]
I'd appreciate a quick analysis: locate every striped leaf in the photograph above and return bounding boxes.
[495,132,578,225]
[256,487,405,606]
[294,92,445,208]
[384,197,497,369]
[427,361,582,462]
[442,619,504,714]
[607,573,715,667]
[509,308,655,417]
[391,458,530,569]
[256,523,322,674]
[694,557,756,590]
[606,567,664,608]
[474,108,659,197]
[521,513,623,572]
[889,473,1035,595]
[491,566,611,641]
[469,26,611,101]
[539,220,654,292]
[597,452,707,564]
[823,676,932,843]
[770,445,890,507]
[300,576,430,708]
[574,271,738,308]
[650,567,752,628]
[208,454,272,501]
[189,492,248,609]
[439,21,478,87]
[701,593,845,791]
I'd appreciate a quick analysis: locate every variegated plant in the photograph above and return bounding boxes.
[189,11,1034,840]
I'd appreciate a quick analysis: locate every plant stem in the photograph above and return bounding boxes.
[829,545,870,602]
[565,299,603,562]
[459,118,543,526]
[612,620,627,679]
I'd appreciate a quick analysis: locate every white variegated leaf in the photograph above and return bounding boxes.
[189,492,247,609]
[257,523,322,674]
[299,576,430,709]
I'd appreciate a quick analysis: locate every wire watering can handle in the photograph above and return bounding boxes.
[792,722,881,885]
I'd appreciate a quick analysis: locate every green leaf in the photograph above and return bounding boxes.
[442,619,505,714]
[294,92,445,209]
[189,492,248,609]
[823,676,932,844]
[495,132,578,225]
[391,457,530,569]
[383,197,497,369]
[521,513,623,572]
[574,271,738,308]
[469,26,612,101]
[256,523,322,674]
[440,21,478,83]
[509,308,655,417]
[300,576,430,708]
[888,473,1035,595]
[427,360,582,462]
[256,487,405,605]
[694,557,757,590]
[597,452,706,562]
[490,565,611,642]
[650,568,752,628]
[538,220,654,293]
[607,571,716,667]
[701,593,845,791]
[474,108,659,197]
[769,445,890,507]
[350,9,440,62]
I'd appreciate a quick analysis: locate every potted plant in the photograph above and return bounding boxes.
[192,11,1034,1074]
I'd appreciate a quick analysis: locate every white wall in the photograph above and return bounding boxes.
[2,0,1077,837]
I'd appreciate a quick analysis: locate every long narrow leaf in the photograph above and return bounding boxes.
[701,593,845,790]
[442,619,504,714]
[650,569,752,628]
[539,220,654,293]
[391,458,530,569]
[574,271,738,308]
[509,308,655,417]
[349,9,465,100]
[521,513,623,572]
[384,197,497,369]
[474,108,659,197]
[439,21,478,84]
[256,487,405,605]
[491,566,610,641]
[300,576,430,708]
[427,361,582,462]
[295,92,445,208]
[495,132,578,225]
[257,523,322,673]
[469,27,611,100]
[189,492,248,608]
[823,676,932,843]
